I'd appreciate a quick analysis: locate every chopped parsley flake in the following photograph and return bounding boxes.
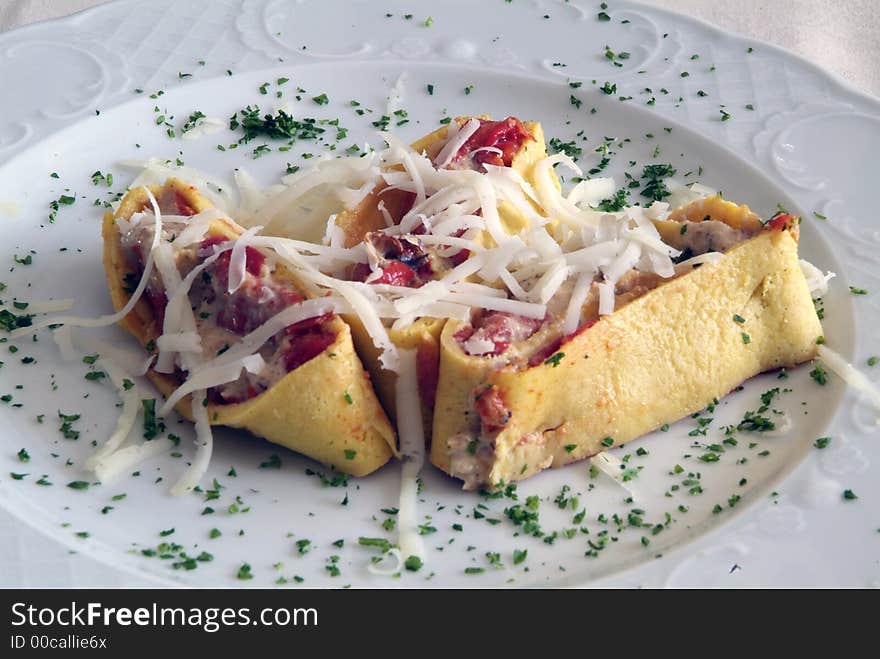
[230,106,326,143]
[640,163,676,201]
[597,188,628,212]
[141,399,162,439]
[58,412,81,440]
[809,365,828,385]
[0,310,33,332]
[358,537,392,553]
[548,137,582,159]
[259,454,282,469]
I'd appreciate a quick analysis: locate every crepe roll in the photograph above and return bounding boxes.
[431,200,822,488]
[102,178,396,476]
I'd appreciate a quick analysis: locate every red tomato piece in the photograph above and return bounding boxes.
[456,117,534,168]
[284,330,335,371]
[373,260,417,287]
[474,385,511,430]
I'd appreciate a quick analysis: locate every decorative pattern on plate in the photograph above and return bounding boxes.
[756,504,806,537]
[0,35,127,152]
[819,437,870,477]
[792,468,844,508]
[664,542,750,587]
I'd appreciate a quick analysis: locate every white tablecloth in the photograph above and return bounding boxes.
[2,0,878,97]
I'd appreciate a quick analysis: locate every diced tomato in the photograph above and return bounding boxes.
[460,311,543,356]
[276,287,305,307]
[373,260,417,287]
[488,340,510,355]
[215,295,251,334]
[527,320,597,367]
[528,337,562,368]
[446,228,471,268]
[200,235,226,250]
[155,186,197,216]
[449,248,470,267]
[244,246,265,276]
[572,318,598,338]
[456,117,534,168]
[284,330,335,371]
[145,288,167,328]
[350,234,428,288]
[284,312,331,335]
[350,262,372,282]
[453,325,474,342]
[766,212,800,234]
[204,239,264,273]
[474,385,511,430]
[175,191,197,217]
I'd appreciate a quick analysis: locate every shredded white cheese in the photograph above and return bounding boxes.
[800,259,836,299]
[159,354,266,416]
[818,346,880,422]
[591,450,637,498]
[10,187,164,338]
[367,548,404,576]
[394,349,426,562]
[169,391,214,496]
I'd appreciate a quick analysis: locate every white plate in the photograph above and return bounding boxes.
[0,0,877,588]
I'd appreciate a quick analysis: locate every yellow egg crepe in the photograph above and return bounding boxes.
[430,200,822,488]
[102,178,396,476]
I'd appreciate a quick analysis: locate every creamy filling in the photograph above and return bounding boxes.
[348,231,466,289]
[121,198,335,405]
[456,214,765,362]
[447,432,496,491]
[447,117,534,171]
[673,219,751,258]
